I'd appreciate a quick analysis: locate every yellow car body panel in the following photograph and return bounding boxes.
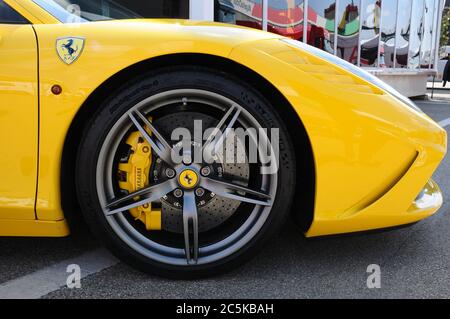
[32,20,278,222]
[0,1,446,237]
[229,40,446,236]
[0,24,38,221]
[0,219,69,237]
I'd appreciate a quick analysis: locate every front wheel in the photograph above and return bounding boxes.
[76,66,296,278]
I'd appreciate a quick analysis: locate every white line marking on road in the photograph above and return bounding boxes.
[438,118,450,128]
[0,248,118,299]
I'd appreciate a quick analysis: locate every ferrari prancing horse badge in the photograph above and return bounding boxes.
[56,37,85,65]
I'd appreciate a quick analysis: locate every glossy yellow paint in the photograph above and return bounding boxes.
[0,219,69,237]
[229,39,446,236]
[32,20,278,222]
[0,1,446,237]
[0,23,38,221]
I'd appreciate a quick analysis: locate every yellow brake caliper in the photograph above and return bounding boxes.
[118,131,162,231]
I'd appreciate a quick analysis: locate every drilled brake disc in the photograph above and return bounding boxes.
[118,111,249,233]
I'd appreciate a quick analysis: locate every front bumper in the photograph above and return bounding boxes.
[306,178,443,237]
[305,176,444,237]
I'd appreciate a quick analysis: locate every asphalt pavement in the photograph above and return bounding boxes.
[0,97,449,299]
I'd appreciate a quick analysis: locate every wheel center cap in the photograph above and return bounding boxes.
[178,169,199,189]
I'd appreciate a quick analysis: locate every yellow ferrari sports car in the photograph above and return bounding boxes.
[0,0,446,277]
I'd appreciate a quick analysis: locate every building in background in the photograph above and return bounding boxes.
[212,0,446,97]
[78,0,446,97]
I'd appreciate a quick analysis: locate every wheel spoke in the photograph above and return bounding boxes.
[203,104,241,162]
[105,179,177,216]
[201,177,272,206]
[129,110,174,166]
[182,191,199,264]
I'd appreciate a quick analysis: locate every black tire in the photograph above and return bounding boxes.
[75,66,296,278]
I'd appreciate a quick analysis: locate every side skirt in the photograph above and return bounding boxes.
[0,219,70,237]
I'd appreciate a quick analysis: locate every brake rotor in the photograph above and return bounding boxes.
[118,111,249,234]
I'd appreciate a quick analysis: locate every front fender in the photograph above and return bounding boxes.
[228,39,446,236]
[34,20,278,221]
